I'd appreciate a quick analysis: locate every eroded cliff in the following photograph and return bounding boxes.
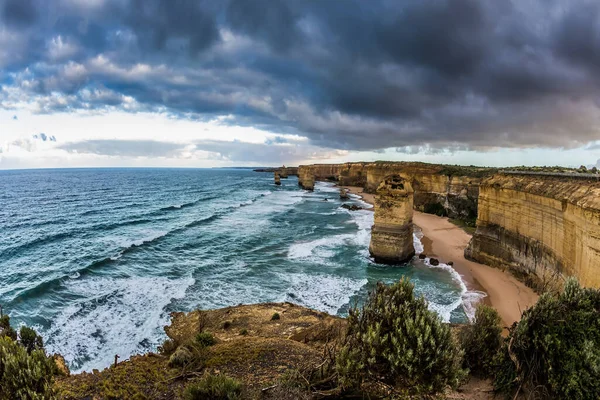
[369,175,415,264]
[465,173,600,289]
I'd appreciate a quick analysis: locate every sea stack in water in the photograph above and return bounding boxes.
[340,188,349,200]
[274,172,281,185]
[369,175,415,264]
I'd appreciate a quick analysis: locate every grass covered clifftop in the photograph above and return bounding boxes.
[3,278,599,399]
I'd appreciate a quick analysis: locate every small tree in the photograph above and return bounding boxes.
[494,278,600,399]
[337,279,466,395]
[0,337,56,400]
[459,304,503,376]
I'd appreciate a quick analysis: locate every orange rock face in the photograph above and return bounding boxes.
[369,175,415,264]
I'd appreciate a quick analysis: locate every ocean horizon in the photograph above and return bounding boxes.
[0,168,478,373]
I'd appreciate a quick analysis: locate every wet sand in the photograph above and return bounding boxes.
[341,186,538,327]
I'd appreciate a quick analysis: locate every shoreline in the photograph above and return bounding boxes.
[340,185,538,327]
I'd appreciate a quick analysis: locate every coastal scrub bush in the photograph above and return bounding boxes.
[0,314,56,399]
[195,332,216,348]
[183,374,242,400]
[0,315,17,341]
[20,326,44,354]
[271,312,280,321]
[336,278,466,395]
[494,278,600,399]
[168,347,193,368]
[459,304,503,377]
[239,329,248,336]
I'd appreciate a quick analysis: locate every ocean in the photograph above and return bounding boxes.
[0,168,481,373]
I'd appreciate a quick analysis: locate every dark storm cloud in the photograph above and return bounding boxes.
[3,0,600,153]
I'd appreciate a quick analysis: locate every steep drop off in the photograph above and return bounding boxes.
[465,173,600,289]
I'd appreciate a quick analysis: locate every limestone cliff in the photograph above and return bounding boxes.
[369,175,415,264]
[465,173,600,289]
[274,172,281,185]
[338,162,368,186]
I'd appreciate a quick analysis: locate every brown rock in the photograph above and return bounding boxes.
[274,172,281,186]
[369,175,415,264]
[418,253,426,259]
[429,258,440,266]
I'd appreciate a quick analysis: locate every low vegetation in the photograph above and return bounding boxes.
[459,304,503,377]
[8,276,600,399]
[494,278,600,399]
[0,314,57,400]
[183,374,242,400]
[336,278,466,396]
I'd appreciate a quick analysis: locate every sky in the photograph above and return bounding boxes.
[2,0,600,169]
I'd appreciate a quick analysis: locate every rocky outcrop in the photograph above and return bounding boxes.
[365,162,487,221]
[465,173,600,289]
[274,172,281,185]
[340,188,349,200]
[298,166,315,190]
[369,175,415,264]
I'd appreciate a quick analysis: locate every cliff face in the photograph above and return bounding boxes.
[369,175,415,264]
[365,163,485,221]
[465,174,600,289]
[338,162,368,186]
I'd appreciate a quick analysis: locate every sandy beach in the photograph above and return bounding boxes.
[341,185,538,327]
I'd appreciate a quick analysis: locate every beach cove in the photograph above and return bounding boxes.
[341,185,538,327]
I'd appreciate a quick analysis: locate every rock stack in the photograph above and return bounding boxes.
[274,172,281,185]
[369,175,415,264]
[340,188,349,200]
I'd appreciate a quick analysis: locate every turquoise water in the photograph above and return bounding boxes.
[0,168,476,372]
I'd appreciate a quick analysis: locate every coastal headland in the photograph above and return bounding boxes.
[288,162,600,296]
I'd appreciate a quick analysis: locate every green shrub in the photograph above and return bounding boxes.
[168,347,193,368]
[0,336,56,400]
[459,304,502,376]
[336,279,466,395]
[271,312,280,321]
[19,326,44,354]
[222,321,232,330]
[195,332,216,348]
[494,278,600,399]
[0,315,17,341]
[184,374,242,400]
[239,329,248,336]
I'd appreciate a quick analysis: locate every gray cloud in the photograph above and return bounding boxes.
[56,138,340,164]
[2,0,600,153]
[58,139,186,158]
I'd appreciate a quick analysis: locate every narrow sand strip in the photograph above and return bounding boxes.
[341,185,538,327]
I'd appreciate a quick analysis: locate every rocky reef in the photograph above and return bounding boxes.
[369,175,415,264]
[465,173,600,290]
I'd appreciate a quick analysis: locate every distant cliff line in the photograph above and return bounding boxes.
[269,161,600,291]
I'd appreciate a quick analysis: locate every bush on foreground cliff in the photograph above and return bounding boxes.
[183,373,242,400]
[494,278,600,399]
[459,304,503,377]
[0,314,56,400]
[336,278,466,396]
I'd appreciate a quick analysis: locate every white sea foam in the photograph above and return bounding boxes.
[281,273,368,315]
[413,232,486,322]
[44,275,195,373]
[288,234,355,263]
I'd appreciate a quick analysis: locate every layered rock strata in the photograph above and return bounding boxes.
[465,174,600,289]
[369,175,415,264]
[298,166,315,190]
[274,172,281,185]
